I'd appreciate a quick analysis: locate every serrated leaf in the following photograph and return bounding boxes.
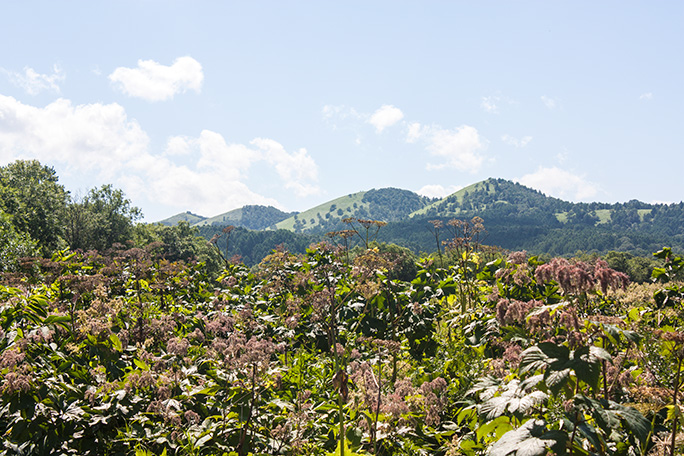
[589,346,612,363]
[487,419,562,456]
[480,396,510,421]
[612,402,652,447]
[519,346,549,375]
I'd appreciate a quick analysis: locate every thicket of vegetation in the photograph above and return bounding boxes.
[2,207,684,455]
[3,159,684,455]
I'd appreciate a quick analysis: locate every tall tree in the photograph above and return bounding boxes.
[0,209,38,272]
[0,160,69,254]
[65,184,142,251]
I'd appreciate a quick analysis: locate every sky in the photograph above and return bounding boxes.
[0,1,682,222]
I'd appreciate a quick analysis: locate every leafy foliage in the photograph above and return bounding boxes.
[0,160,69,253]
[1,161,683,455]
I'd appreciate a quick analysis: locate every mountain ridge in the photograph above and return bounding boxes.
[156,178,684,259]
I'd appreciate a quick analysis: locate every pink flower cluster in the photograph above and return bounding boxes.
[535,258,629,295]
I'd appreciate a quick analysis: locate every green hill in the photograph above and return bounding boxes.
[274,188,434,233]
[157,211,206,226]
[194,205,294,230]
[411,178,573,219]
[161,178,684,262]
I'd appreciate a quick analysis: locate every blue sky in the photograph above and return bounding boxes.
[1,1,682,222]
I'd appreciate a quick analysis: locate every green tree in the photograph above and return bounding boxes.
[0,209,38,272]
[0,160,69,254]
[64,184,142,251]
[134,221,223,275]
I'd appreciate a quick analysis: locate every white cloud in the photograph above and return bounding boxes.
[0,95,148,178]
[417,184,463,199]
[251,138,320,196]
[108,56,203,102]
[2,64,65,95]
[404,121,487,172]
[517,166,599,201]
[541,95,558,109]
[424,125,486,172]
[321,104,340,119]
[406,122,427,143]
[323,103,487,173]
[481,96,500,114]
[321,104,363,132]
[194,130,258,178]
[639,92,653,101]
[130,142,279,216]
[481,94,516,114]
[501,134,532,148]
[145,133,319,212]
[0,96,320,217]
[368,105,404,132]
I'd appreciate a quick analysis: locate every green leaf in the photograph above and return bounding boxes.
[519,346,549,375]
[109,333,122,352]
[612,402,652,447]
[133,358,149,371]
[538,342,570,361]
[666,404,681,422]
[544,367,571,395]
[487,419,565,456]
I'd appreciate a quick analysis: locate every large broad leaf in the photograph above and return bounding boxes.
[487,419,566,456]
[570,346,601,391]
[611,402,652,449]
[538,342,570,361]
[480,395,512,421]
[507,391,549,415]
[544,367,571,395]
[520,343,570,376]
[519,346,549,375]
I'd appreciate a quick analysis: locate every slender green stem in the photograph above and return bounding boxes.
[671,356,682,456]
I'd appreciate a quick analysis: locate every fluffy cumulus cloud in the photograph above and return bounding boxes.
[0,95,148,178]
[368,105,404,132]
[408,123,486,172]
[324,103,487,173]
[323,104,405,134]
[129,133,318,214]
[125,135,277,216]
[417,184,463,199]
[251,138,319,196]
[109,56,203,101]
[2,64,65,95]
[517,166,599,201]
[0,96,319,217]
[501,134,532,148]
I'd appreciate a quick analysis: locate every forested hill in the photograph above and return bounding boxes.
[158,211,206,226]
[161,178,684,260]
[160,205,295,230]
[410,178,573,219]
[273,187,435,232]
[384,178,684,256]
